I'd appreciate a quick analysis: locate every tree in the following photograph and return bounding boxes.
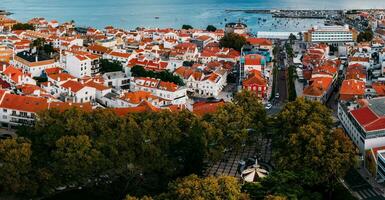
[219,33,247,51]
[125,195,153,200]
[206,25,217,32]
[287,65,297,101]
[182,24,193,30]
[164,175,248,200]
[298,32,303,41]
[357,27,374,43]
[288,34,297,44]
[0,138,35,194]
[273,98,357,197]
[233,90,266,132]
[12,23,35,31]
[264,195,288,200]
[30,38,47,52]
[260,170,319,199]
[274,98,333,141]
[242,182,266,199]
[100,59,123,73]
[52,135,105,186]
[43,43,55,54]
[182,60,194,67]
[131,65,184,86]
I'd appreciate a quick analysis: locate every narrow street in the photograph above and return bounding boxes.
[272,40,288,105]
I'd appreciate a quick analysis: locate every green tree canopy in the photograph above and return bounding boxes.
[264,195,288,200]
[0,138,35,194]
[219,33,247,51]
[131,65,184,86]
[12,23,35,31]
[233,90,266,132]
[288,34,297,44]
[100,59,123,73]
[206,25,217,32]
[125,195,153,200]
[163,175,248,200]
[14,108,225,197]
[52,135,105,186]
[272,98,357,196]
[182,24,193,30]
[357,27,374,43]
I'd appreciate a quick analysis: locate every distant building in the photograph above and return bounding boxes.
[225,22,248,35]
[304,25,358,44]
[256,32,300,40]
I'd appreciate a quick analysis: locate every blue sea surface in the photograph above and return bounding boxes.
[1,0,385,32]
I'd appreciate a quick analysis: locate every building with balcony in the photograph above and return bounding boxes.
[130,77,187,105]
[304,25,358,44]
[0,90,92,127]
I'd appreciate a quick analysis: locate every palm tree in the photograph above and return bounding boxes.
[30,38,46,54]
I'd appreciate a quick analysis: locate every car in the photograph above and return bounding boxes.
[275,93,280,98]
[265,103,272,110]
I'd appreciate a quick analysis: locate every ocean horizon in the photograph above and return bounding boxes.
[2,0,385,32]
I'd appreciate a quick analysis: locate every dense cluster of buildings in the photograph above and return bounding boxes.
[293,10,385,183]
[0,16,274,128]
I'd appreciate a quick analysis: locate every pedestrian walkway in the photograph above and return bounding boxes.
[356,188,383,200]
[204,137,272,177]
[344,168,385,200]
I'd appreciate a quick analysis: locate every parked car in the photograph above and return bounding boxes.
[265,103,272,110]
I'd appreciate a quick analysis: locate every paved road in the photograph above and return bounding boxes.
[276,69,288,103]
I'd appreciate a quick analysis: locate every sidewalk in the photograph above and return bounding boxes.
[357,166,385,196]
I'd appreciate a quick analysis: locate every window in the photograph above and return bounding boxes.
[3,109,6,112]
[20,112,27,117]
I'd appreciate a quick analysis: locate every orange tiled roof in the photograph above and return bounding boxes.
[372,83,385,96]
[112,101,160,116]
[340,79,365,101]
[3,65,23,83]
[244,54,263,66]
[246,38,272,46]
[17,84,45,95]
[303,77,333,97]
[84,80,110,91]
[243,70,267,86]
[61,80,85,92]
[48,73,75,82]
[193,101,225,116]
[121,91,156,104]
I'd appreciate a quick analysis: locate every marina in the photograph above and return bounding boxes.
[226,9,385,19]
